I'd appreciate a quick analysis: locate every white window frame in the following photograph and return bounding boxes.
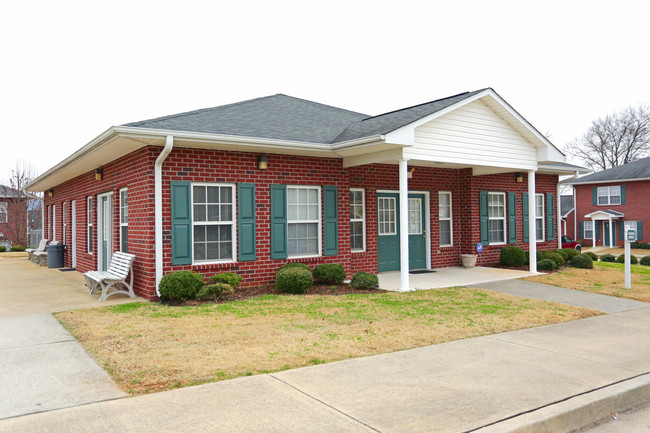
[535,193,545,242]
[119,188,128,253]
[0,202,7,224]
[378,196,397,236]
[584,221,594,239]
[438,191,453,247]
[52,204,57,241]
[190,182,236,264]
[87,197,93,254]
[62,202,67,245]
[350,188,365,252]
[286,185,321,258]
[488,192,506,245]
[597,186,621,206]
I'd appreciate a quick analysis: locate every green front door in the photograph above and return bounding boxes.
[377,192,427,272]
[603,221,616,246]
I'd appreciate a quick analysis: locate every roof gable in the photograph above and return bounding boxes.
[571,156,650,184]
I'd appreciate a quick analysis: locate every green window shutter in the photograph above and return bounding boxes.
[323,186,338,256]
[579,221,584,239]
[522,193,529,243]
[638,221,643,240]
[592,187,597,205]
[596,221,601,240]
[270,184,287,259]
[479,191,489,245]
[621,185,626,204]
[238,183,256,261]
[619,220,625,240]
[170,181,192,265]
[508,192,517,244]
[546,193,555,241]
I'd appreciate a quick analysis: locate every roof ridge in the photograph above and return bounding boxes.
[123,94,284,127]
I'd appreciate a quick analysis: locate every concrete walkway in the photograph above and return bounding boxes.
[1,307,649,432]
[472,279,648,313]
[0,256,144,420]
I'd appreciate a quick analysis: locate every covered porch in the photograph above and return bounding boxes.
[584,210,625,248]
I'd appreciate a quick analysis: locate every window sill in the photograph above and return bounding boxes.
[439,244,453,248]
[351,249,366,254]
[287,255,321,261]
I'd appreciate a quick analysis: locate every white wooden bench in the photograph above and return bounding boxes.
[84,251,137,302]
[34,241,59,266]
[27,239,48,262]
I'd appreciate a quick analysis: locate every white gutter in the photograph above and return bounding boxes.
[155,135,174,296]
[560,171,581,241]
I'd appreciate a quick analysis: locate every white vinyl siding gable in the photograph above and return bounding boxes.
[409,100,538,170]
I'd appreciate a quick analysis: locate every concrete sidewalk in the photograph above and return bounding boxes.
[2,307,649,433]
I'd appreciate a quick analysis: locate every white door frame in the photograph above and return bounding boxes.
[71,200,77,268]
[97,192,113,271]
[376,189,432,270]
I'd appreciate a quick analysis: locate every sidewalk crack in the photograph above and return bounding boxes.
[269,375,383,433]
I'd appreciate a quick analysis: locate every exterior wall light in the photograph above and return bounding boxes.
[515,172,523,183]
[407,167,415,179]
[48,189,54,197]
[258,155,268,170]
[95,168,104,181]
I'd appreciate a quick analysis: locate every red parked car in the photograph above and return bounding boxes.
[561,236,582,252]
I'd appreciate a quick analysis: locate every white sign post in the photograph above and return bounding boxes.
[625,226,636,289]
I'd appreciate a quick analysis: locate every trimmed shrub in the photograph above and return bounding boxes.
[10,245,26,252]
[537,250,564,267]
[570,254,593,269]
[350,272,379,289]
[0,246,6,253]
[560,248,580,261]
[537,258,558,271]
[555,249,570,261]
[276,267,313,294]
[210,272,243,289]
[616,254,638,265]
[278,262,312,273]
[600,254,616,262]
[312,263,346,285]
[499,246,526,266]
[196,283,234,301]
[583,251,598,261]
[639,256,650,266]
[640,243,650,250]
[630,241,641,249]
[158,271,205,302]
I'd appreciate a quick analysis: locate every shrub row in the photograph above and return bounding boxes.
[500,246,593,270]
[630,242,650,249]
[275,263,380,293]
[0,246,6,253]
[159,271,242,302]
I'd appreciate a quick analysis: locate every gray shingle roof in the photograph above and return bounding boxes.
[0,185,19,198]
[560,195,574,217]
[123,90,488,144]
[571,156,650,184]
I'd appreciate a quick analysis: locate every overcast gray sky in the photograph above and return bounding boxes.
[1,0,648,182]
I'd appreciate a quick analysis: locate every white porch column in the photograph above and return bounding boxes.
[592,218,596,247]
[609,217,614,248]
[557,182,562,249]
[399,158,410,291]
[528,170,537,273]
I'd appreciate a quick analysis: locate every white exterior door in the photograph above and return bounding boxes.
[71,200,77,268]
[97,193,113,271]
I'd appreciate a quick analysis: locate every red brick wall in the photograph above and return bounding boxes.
[44,145,561,299]
[574,180,650,246]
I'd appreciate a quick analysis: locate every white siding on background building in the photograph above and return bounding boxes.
[408,99,538,170]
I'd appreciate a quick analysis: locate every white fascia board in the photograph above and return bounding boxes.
[585,210,625,219]
[568,177,650,185]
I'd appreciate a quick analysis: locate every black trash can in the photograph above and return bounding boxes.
[47,244,65,268]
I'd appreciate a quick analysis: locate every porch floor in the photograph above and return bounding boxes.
[378,266,535,291]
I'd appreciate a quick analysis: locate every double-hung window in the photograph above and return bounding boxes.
[597,186,621,205]
[0,203,6,223]
[119,188,128,253]
[439,192,452,246]
[350,189,365,252]
[584,221,594,239]
[192,184,235,262]
[488,192,506,244]
[87,197,93,253]
[535,194,545,242]
[287,186,320,257]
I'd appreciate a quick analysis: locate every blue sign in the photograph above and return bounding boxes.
[476,243,483,253]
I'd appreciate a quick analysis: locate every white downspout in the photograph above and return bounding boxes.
[560,171,580,241]
[155,136,174,296]
[528,170,537,273]
[556,181,562,249]
[398,158,410,291]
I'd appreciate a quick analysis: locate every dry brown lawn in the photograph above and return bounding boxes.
[526,262,650,302]
[590,247,648,256]
[56,287,597,395]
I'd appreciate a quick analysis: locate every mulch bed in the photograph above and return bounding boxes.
[166,284,382,306]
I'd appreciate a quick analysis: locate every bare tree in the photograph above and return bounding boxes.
[567,104,650,171]
[1,160,38,247]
